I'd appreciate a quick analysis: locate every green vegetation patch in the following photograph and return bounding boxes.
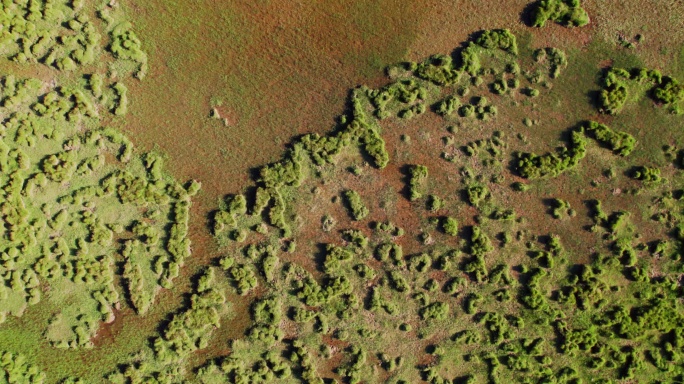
[514,121,635,179]
[0,0,198,358]
[9,2,684,384]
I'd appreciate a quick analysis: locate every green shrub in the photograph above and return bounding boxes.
[420,302,449,320]
[415,54,459,85]
[475,29,518,54]
[0,351,46,383]
[550,198,571,219]
[530,0,589,28]
[112,82,128,115]
[229,264,258,295]
[469,226,493,257]
[342,229,369,248]
[525,87,540,97]
[343,190,369,221]
[388,271,410,292]
[89,73,103,98]
[442,217,459,236]
[459,104,475,118]
[408,164,428,201]
[631,166,662,183]
[514,129,587,178]
[427,195,443,211]
[258,149,304,188]
[465,182,490,207]
[534,47,568,78]
[409,253,432,273]
[583,121,636,156]
[511,182,530,192]
[109,22,148,78]
[492,79,508,95]
[653,76,684,104]
[321,214,336,232]
[375,243,404,266]
[444,277,466,295]
[464,293,483,314]
[323,244,353,273]
[599,84,628,115]
[435,95,461,116]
